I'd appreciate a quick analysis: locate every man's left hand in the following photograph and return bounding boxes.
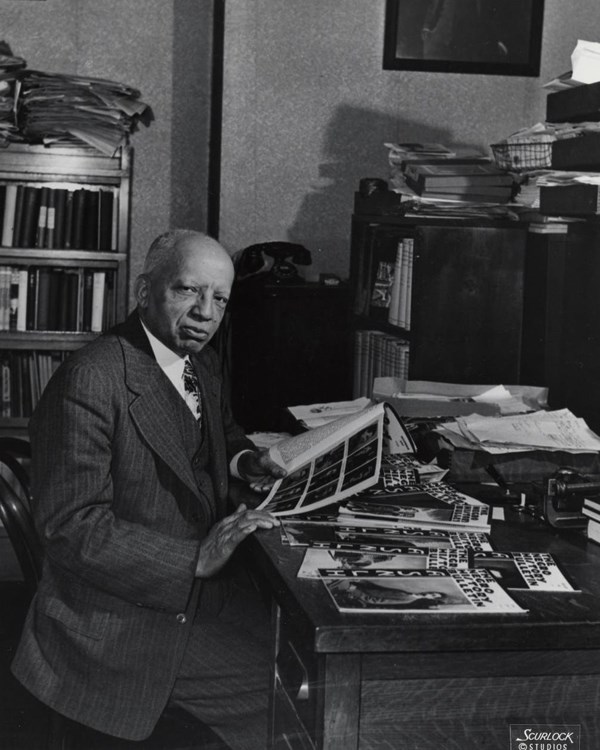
[237,449,287,492]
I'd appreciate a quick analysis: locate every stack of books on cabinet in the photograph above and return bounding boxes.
[0,143,131,433]
[539,81,600,215]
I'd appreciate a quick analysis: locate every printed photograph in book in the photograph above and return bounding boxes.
[320,568,527,614]
[257,402,392,517]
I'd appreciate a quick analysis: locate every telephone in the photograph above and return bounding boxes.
[234,241,312,284]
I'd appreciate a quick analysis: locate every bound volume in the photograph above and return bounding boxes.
[539,183,600,216]
[546,80,600,123]
[551,133,600,170]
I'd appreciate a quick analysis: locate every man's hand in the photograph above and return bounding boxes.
[195,504,278,578]
[237,448,287,492]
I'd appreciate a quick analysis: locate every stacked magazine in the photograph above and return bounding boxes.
[258,401,579,615]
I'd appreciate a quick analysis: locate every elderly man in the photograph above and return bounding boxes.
[12,229,285,749]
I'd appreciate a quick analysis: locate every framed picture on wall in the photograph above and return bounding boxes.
[383,0,545,76]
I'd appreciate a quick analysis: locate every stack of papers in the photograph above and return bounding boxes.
[15,70,152,155]
[373,378,547,419]
[436,408,600,455]
[0,47,26,147]
[287,397,371,429]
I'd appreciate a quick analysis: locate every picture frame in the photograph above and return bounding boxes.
[383,0,545,76]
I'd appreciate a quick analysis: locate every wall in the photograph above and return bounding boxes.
[220,0,600,280]
[1,0,214,308]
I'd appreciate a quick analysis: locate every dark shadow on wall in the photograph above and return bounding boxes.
[287,103,475,277]
[170,0,216,233]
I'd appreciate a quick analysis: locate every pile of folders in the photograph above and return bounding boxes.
[402,161,515,204]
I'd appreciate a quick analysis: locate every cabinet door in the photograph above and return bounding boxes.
[409,225,526,384]
[229,284,352,431]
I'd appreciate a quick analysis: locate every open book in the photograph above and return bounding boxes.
[257,402,414,517]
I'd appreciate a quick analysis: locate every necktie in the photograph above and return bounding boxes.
[182,358,202,425]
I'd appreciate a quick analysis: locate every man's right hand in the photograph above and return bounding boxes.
[194,504,278,578]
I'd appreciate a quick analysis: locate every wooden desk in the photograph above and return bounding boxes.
[247,510,600,750]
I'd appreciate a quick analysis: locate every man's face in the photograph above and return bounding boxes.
[138,239,234,356]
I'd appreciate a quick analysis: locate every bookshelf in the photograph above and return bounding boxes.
[0,143,132,435]
[350,211,531,397]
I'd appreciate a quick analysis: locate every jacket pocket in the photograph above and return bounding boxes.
[37,595,109,641]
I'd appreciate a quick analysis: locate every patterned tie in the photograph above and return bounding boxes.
[182,358,202,425]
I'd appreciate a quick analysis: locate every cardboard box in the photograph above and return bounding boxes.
[539,183,600,216]
[546,81,600,123]
[551,133,600,170]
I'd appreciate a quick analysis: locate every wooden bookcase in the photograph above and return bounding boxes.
[0,144,132,435]
[350,213,530,395]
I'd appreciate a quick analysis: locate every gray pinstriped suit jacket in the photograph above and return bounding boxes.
[11,312,254,740]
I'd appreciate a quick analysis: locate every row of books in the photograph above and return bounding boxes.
[0,265,114,333]
[402,161,514,203]
[370,238,413,329]
[0,349,66,418]
[353,329,409,399]
[0,183,118,251]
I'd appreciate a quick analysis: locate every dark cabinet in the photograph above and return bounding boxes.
[228,282,352,432]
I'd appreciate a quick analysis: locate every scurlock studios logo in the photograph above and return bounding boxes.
[510,724,580,750]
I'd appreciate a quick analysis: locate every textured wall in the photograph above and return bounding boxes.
[220,0,600,280]
[1,0,213,308]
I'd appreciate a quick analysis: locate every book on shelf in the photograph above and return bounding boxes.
[298,546,577,591]
[256,401,415,517]
[11,185,25,248]
[319,567,527,614]
[35,186,50,249]
[1,184,17,246]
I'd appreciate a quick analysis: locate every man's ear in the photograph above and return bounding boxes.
[134,275,150,309]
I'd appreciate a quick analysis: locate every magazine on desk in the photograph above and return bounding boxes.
[319,568,528,614]
[299,546,577,591]
[281,520,493,551]
[256,401,415,517]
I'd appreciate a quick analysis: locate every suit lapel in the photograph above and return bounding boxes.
[118,316,203,501]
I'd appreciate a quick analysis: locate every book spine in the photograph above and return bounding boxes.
[11,185,25,247]
[20,186,41,248]
[36,186,50,248]
[83,188,100,250]
[388,241,404,327]
[1,184,17,247]
[9,267,19,331]
[99,189,115,251]
[53,188,67,249]
[91,271,106,333]
[16,268,28,332]
[26,268,38,331]
[45,188,56,249]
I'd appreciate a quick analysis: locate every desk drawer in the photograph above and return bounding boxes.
[275,611,319,745]
[273,675,316,750]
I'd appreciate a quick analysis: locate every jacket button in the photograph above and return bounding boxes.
[176,613,187,624]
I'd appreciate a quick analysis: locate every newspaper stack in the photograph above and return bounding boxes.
[15,69,152,155]
[0,43,26,147]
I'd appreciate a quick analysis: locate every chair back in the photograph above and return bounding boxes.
[0,437,32,507]
[0,439,41,596]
